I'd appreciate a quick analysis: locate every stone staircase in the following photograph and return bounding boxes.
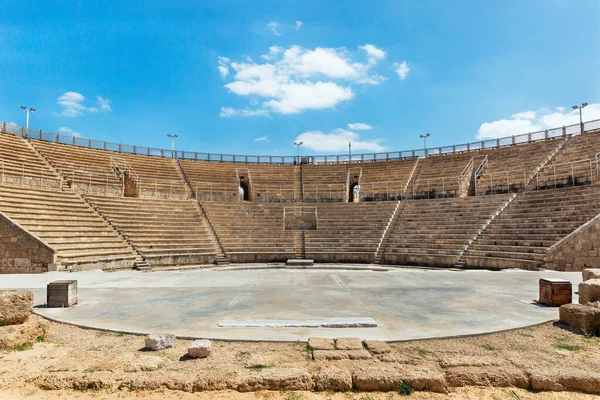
[374,200,403,264]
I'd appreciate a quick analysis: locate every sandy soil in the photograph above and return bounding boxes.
[1,317,600,399]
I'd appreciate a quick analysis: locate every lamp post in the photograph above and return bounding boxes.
[167,134,178,152]
[572,102,588,133]
[293,141,303,164]
[419,133,430,156]
[20,106,36,130]
[349,142,352,159]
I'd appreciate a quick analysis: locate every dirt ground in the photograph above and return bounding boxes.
[1,317,600,399]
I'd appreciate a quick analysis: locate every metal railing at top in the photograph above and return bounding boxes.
[475,168,527,195]
[411,175,461,199]
[2,119,599,166]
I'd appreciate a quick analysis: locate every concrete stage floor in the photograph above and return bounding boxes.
[0,265,582,341]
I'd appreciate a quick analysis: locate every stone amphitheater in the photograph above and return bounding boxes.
[3,119,600,398]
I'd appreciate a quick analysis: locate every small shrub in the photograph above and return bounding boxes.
[11,342,33,351]
[413,346,429,357]
[553,339,581,352]
[398,382,414,395]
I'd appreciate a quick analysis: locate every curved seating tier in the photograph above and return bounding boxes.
[462,185,600,270]
[383,195,511,267]
[87,196,218,266]
[0,186,137,270]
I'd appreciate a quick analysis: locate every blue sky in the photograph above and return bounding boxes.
[0,0,598,156]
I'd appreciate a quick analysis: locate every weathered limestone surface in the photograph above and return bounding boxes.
[0,314,49,349]
[335,337,363,350]
[307,337,334,351]
[547,213,600,271]
[144,333,175,351]
[125,356,164,372]
[559,303,600,335]
[0,212,56,274]
[579,279,600,305]
[0,290,34,326]
[583,268,600,281]
[187,339,211,358]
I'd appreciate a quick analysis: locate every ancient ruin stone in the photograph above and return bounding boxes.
[579,279,600,304]
[583,269,600,281]
[187,340,211,358]
[234,368,312,392]
[144,333,175,351]
[352,366,403,391]
[0,290,34,326]
[559,303,600,335]
[125,356,165,372]
[307,337,334,350]
[312,350,372,361]
[0,315,49,350]
[444,366,529,388]
[313,365,352,391]
[335,337,363,350]
[363,340,391,354]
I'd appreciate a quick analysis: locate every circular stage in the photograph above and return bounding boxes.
[2,266,582,341]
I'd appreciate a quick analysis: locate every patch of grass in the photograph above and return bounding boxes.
[87,346,100,352]
[397,382,414,396]
[482,343,499,351]
[96,331,108,337]
[0,319,6,327]
[247,364,272,372]
[236,351,250,360]
[116,332,124,337]
[11,342,34,351]
[35,336,46,343]
[553,338,582,352]
[305,345,314,362]
[413,346,429,357]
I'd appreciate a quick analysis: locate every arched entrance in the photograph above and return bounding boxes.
[349,183,360,202]
[239,180,252,201]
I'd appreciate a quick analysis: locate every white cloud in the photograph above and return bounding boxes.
[267,22,281,36]
[359,44,386,64]
[220,44,387,115]
[217,56,230,78]
[6,122,17,126]
[254,136,270,142]
[477,103,600,139]
[219,107,270,118]
[395,61,410,80]
[296,21,303,30]
[96,96,112,111]
[347,123,372,130]
[295,128,384,153]
[57,91,112,117]
[58,126,82,137]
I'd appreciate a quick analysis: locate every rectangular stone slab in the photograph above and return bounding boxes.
[218,317,377,328]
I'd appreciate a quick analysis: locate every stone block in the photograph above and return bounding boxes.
[335,337,363,350]
[0,315,49,349]
[559,303,600,335]
[352,366,403,391]
[583,269,600,281]
[0,290,33,326]
[144,333,176,351]
[578,279,600,304]
[125,355,165,372]
[188,339,211,358]
[312,349,372,360]
[364,340,392,354]
[313,365,352,391]
[47,280,77,308]
[234,368,312,392]
[307,337,334,351]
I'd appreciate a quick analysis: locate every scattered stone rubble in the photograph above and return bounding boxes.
[559,269,600,335]
[0,290,48,349]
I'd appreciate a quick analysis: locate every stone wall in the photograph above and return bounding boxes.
[0,212,57,274]
[546,212,600,271]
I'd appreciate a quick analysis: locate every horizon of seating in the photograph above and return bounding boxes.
[1,120,600,274]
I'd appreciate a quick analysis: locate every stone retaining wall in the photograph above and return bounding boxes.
[0,212,57,274]
[546,212,600,271]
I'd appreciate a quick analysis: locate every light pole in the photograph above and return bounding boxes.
[20,106,36,130]
[167,134,178,152]
[293,141,303,163]
[349,142,352,159]
[419,133,430,156]
[572,102,588,133]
